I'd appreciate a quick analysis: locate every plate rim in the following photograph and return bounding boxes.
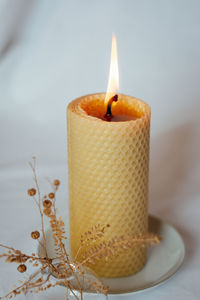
[37,215,185,296]
[106,215,185,295]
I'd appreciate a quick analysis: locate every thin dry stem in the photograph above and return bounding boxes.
[29,158,47,258]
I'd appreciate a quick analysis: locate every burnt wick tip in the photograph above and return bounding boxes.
[104,94,118,121]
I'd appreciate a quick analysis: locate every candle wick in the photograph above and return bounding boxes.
[104,94,118,121]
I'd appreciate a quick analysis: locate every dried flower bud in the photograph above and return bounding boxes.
[13,289,20,295]
[54,179,60,186]
[43,208,51,216]
[17,264,27,273]
[33,262,39,267]
[28,188,36,196]
[43,200,52,208]
[31,231,40,240]
[48,193,55,199]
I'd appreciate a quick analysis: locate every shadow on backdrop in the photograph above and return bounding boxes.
[0,0,34,60]
[149,121,200,267]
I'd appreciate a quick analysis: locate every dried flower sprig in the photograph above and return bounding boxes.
[80,233,161,265]
[0,158,107,299]
[0,158,161,299]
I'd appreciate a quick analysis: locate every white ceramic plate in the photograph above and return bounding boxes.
[38,215,185,296]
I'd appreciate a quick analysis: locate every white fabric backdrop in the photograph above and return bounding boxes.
[0,0,200,299]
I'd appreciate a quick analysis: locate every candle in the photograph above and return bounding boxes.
[67,36,151,278]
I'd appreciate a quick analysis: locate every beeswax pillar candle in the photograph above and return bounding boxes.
[67,93,151,278]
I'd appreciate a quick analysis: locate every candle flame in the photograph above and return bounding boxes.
[105,34,119,104]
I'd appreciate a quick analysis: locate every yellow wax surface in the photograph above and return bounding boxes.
[98,114,138,122]
[67,93,151,278]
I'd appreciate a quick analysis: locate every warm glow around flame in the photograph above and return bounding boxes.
[105,34,119,104]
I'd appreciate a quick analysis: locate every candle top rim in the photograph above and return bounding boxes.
[67,93,151,125]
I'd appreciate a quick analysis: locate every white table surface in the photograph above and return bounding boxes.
[0,1,200,299]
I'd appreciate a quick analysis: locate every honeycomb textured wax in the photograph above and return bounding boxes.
[67,93,151,278]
